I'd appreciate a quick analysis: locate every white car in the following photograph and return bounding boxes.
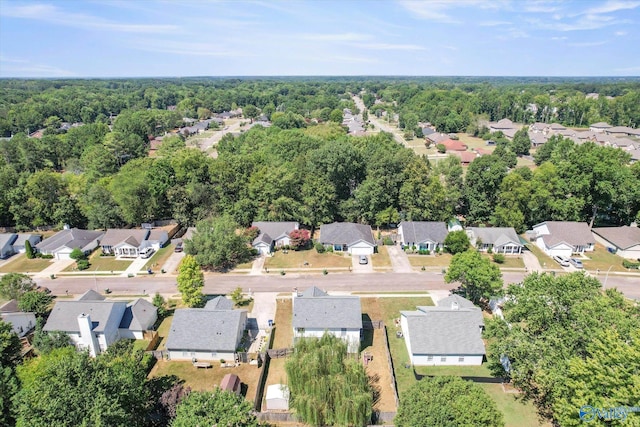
[553,255,571,267]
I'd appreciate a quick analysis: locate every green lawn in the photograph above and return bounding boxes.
[524,242,555,270]
[142,245,175,271]
[155,316,173,351]
[264,249,351,270]
[582,244,631,273]
[371,245,392,267]
[63,251,132,272]
[0,254,52,273]
[272,298,293,349]
[481,254,525,269]
[407,253,452,267]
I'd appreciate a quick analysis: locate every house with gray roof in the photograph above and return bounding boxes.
[532,221,595,257]
[251,221,299,255]
[36,228,104,260]
[12,233,42,254]
[43,290,156,356]
[592,225,640,260]
[204,296,234,311]
[400,294,485,366]
[292,286,362,353]
[147,228,169,250]
[466,227,523,254]
[165,304,247,361]
[590,122,612,133]
[1,300,36,338]
[398,221,448,252]
[100,228,150,257]
[0,233,18,259]
[319,222,376,255]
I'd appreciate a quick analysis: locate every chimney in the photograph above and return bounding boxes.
[77,313,100,357]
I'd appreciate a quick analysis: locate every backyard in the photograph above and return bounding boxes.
[0,254,52,273]
[264,248,352,270]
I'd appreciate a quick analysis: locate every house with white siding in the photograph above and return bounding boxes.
[292,287,362,353]
[319,222,376,255]
[400,295,485,366]
[532,221,595,257]
[466,227,523,254]
[251,221,299,255]
[592,225,640,260]
[36,228,104,260]
[398,221,448,252]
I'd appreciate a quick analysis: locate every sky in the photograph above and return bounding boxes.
[0,0,639,77]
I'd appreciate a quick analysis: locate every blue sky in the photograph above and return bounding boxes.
[0,0,639,77]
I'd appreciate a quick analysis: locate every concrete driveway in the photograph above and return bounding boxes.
[386,245,413,273]
[161,250,185,275]
[351,255,373,273]
[522,250,543,273]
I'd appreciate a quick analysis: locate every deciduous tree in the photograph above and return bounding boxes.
[172,390,260,427]
[443,230,470,254]
[445,250,503,303]
[0,273,35,301]
[176,255,204,307]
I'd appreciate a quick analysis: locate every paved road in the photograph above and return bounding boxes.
[35,271,640,300]
[352,94,408,147]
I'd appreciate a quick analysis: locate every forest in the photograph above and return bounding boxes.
[1,77,639,232]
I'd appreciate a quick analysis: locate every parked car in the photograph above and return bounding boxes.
[174,242,183,253]
[140,248,155,259]
[570,258,583,269]
[359,255,368,265]
[553,255,571,267]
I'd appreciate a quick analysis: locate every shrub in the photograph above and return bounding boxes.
[418,249,430,255]
[25,240,35,259]
[383,237,394,245]
[622,259,640,269]
[76,260,90,270]
[492,253,505,264]
[487,246,493,254]
[323,269,328,275]
[69,248,86,261]
[436,143,446,153]
[314,242,326,253]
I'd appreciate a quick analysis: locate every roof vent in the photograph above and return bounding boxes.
[451,301,459,311]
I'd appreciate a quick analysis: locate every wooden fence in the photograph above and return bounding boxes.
[266,348,293,358]
[382,325,400,409]
[363,319,384,329]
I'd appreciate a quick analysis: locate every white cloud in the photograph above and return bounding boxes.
[583,0,640,15]
[614,65,640,72]
[351,42,426,51]
[479,21,512,26]
[0,56,76,77]
[301,33,372,42]
[130,40,253,57]
[0,3,178,34]
[615,30,628,35]
[568,40,607,47]
[551,36,568,40]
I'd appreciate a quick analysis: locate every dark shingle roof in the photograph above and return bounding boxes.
[77,290,105,301]
[319,222,375,246]
[535,221,594,247]
[293,292,362,330]
[165,308,246,352]
[399,222,448,245]
[119,299,157,331]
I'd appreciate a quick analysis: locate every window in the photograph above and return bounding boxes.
[341,328,347,336]
[297,328,305,334]
[440,356,446,362]
[427,356,433,361]
[458,357,464,362]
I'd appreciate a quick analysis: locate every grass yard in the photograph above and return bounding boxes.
[582,243,631,273]
[271,298,293,349]
[407,253,452,267]
[0,254,52,273]
[142,245,175,271]
[456,133,494,152]
[481,254,525,269]
[155,315,173,351]
[360,324,397,411]
[63,251,132,272]
[264,249,351,270]
[414,365,547,427]
[524,242,555,270]
[149,360,262,402]
[371,245,392,268]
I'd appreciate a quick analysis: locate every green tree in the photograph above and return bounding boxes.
[243,104,259,123]
[395,376,504,427]
[511,127,531,156]
[176,255,204,307]
[443,230,470,254]
[329,108,344,123]
[32,318,72,354]
[69,247,86,261]
[24,239,35,259]
[445,250,503,303]
[0,273,35,301]
[18,290,53,317]
[286,334,372,427]
[186,215,253,271]
[0,364,19,427]
[0,319,22,368]
[463,155,507,223]
[172,389,260,427]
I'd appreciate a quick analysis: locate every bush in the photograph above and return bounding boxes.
[487,246,493,254]
[314,242,326,253]
[492,253,505,264]
[383,237,394,245]
[418,249,430,255]
[323,269,328,275]
[436,143,446,153]
[622,259,640,269]
[76,260,90,270]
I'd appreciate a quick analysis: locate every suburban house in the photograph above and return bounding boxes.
[319,222,376,255]
[440,138,467,151]
[0,233,18,259]
[592,225,640,260]
[292,287,362,353]
[452,150,479,165]
[448,219,463,232]
[398,221,448,252]
[590,122,612,133]
[531,221,595,257]
[100,229,151,257]
[400,294,485,366]
[43,290,157,356]
[466,227,523,254]
[1,300,37,338]
[147,229,169,251]
[12,233,42,254]
[36,228,104,260]
[251,221,300,255]
[489,119,519,139]
[165,297,247,361]
[425,132,449,145]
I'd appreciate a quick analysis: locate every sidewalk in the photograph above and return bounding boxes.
[34,259,75,278]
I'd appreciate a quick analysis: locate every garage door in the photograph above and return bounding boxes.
[349,246,373,255]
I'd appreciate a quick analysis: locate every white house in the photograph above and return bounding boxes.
[43,290,157,356]
[251,221,300,255]
[398,221,448,252]
[147,229,169,251]
[592,225,640,260]
[319,222,376,255]
[12,233,42,254]
[266,384,290,411]
[165,296,247,362]
[589,122,612,133]
[36,228,104,260]
[532,221,595,257]
[400,295,485,366]
[100,229,151,257]
[292,287,362,353]
[466,227,523,254]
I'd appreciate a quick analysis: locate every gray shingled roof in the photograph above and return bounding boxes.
[147,229,168,243]
[36,228,104,252]
[301,286,327,297]
[204,296,234,310]
[165,309,246,352]
[251,222,298,246]
[0,233,17,248]
[536,221,594,247]
[119,299,157,331]
[44,301,126,333]
[592,226,640,250]
[77,290,105,301]
[100,229,149,247]
[402,309,485,355]
[293,294,362,329]
[436,294,477,309]
[467,227,522,248]
[319,222,375,246]
[399,222,448,245]
[13,233,41,247]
